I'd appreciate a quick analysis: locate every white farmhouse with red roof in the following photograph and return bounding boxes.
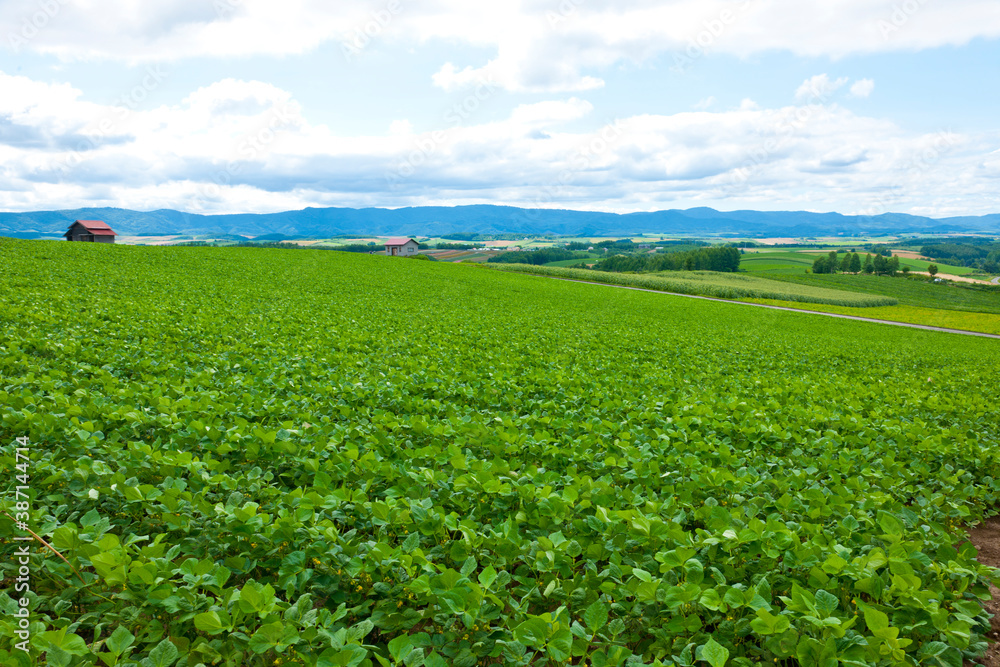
[384,237,419,256]
[64,220,118,243]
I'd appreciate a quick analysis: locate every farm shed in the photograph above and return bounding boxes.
[64,220,117,243]
[384,237,419,256]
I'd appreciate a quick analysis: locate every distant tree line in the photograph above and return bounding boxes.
[225,241,385,252]
[443,233,550,242]
[591,246,741,273]
[920,242,1000,272]
[487,248,589,265]
[435,242,477,250]
[330,243,383,252]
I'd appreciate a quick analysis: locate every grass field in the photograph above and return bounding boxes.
[2,239,1000,666]
[489,264,898,307]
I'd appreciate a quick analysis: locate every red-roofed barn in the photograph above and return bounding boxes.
[384,237,419,256]
[64,220,117,243]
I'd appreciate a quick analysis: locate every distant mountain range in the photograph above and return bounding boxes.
[1,205,999,239]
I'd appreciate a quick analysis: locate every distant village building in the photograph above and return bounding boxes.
[384,237,419,256]
[64,220,117,243]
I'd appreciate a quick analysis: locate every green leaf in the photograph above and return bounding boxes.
[106,626,135,656]
[632,567,652,583]
[750,608,790,635]
[249,621,300,654]
[814,589,839,617]
[402,532,420,552]
[194,611,226,634]
[478,565,498,590]
[423,651,448,667]
[697,637,729,667]
[863,606,889,635]
[513,617,550,647]
[918,641,962,667]
[584,599,609,632]
[239,579,277,614]
[37,630,90,656]
[388,635,415,663]
[878,511,904,537]
[547,628,573,662]
[141,638,179,667]
[795,636,838,667]
[700,588,724,611]
[318,646,368,667]
[403,648,425,667]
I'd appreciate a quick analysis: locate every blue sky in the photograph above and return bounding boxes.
[1,0,998,216]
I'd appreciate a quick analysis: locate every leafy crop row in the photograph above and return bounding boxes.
[0,239,997,667]
[487,264,899,307]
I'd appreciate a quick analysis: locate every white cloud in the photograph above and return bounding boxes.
[2,69,998,216]
[693,96,716,110]
[389,119,413,136]
[795,74,849,103]
[509,98,593,126]
[4,1,1000,93]
[849,78,875,98]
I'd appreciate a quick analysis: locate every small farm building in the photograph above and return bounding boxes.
[64,220,117,243]
[384,237,419,256]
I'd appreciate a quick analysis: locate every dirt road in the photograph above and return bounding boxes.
[544,276,1000,340]
[910,271,994,285]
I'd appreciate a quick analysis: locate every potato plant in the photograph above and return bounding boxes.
[0,238,998,667]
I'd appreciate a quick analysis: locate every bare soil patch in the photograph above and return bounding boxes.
[912,272,993,285]
[966,516,1000,667]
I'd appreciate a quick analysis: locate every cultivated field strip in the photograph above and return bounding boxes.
[488,264,899,307]
[0,239,998,666]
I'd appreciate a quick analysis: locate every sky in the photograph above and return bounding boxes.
[1,0,999,217]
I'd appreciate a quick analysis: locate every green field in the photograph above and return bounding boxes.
[743,299,1000,336]
[742,251,975,277]
[761,273,1000,315]
[544,254,604,268]
[2,239,1000,667]
[739,252,816,274]
[489,264,898,307]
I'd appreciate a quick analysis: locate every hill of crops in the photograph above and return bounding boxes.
[488,264,898,307]
[759,273,1000,315]
[1,239,999,667]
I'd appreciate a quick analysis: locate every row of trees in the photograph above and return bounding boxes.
[812,250,904,276]
[591,246,741,273]
[920,242,1000,272]
[487,248,588,265]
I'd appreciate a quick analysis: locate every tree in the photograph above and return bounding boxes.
[888,256,900,277]
[812,255,831,274]
[928,264,939,276]
[862,254,874,274]
[828,250,839,273]
[902,265,911,275]
[849,252,862,273]
[839,253,852,272]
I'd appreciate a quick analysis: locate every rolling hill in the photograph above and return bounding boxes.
[1,204,998,239]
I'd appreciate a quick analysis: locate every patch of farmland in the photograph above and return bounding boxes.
[764,273,1000,314]
[1,238,998,666]
[489,263,898,307]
